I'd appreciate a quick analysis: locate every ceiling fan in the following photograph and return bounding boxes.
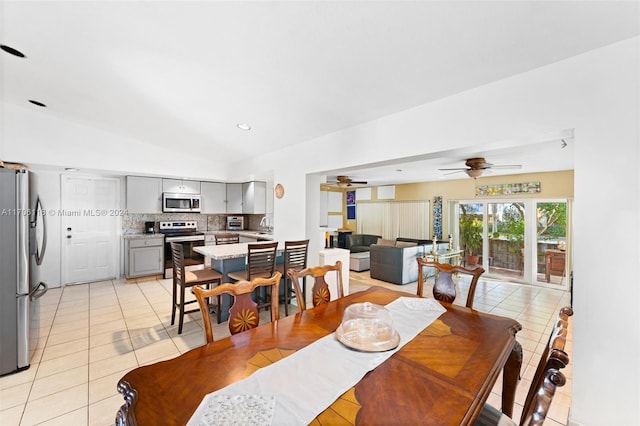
[329,175,368,188]
[439,157,522,178]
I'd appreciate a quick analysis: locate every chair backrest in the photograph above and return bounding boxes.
[193,272,282,342]
[170,242,185,285]
[215,233,240,245]
[287,261,343,311]
[284,239,309,273]
[519,306,573,426]
[416,257,484,308]
[246,242,278,280]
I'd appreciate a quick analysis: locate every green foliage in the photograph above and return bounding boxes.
[459,213,483,255]
[537,202,567,237]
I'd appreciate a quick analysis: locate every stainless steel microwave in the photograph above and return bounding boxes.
[162,193,201,213]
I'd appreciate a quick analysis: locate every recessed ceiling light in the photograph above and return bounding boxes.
[0,44,26,58]
[65,167,79,172]
[28,100,47,107]
[236,123,251,131]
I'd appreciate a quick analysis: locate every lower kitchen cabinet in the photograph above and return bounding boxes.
[125,237,164,278]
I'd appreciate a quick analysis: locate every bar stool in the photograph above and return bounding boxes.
[227,242,278,312]
[275,239,309,315]
[215,233,239,245]
[170,242,223,334]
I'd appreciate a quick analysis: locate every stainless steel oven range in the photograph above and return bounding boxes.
[159,221,205,279]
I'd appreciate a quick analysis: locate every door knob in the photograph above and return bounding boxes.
[67,227,72,231]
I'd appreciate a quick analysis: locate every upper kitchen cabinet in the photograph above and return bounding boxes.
[200,181,226,214]
[126,176,162,213]
[243,181,266,214]
[162,179,201,194]
[319,190,343,227]
[226,183,243,214]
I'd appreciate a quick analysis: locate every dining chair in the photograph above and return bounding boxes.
[416,257,485,308]
[287,261,343,311]
[215,233,240,245]
[170,242,223,334]
[192,272,282,342]
[227,241,278,311]
[275,239,309,316]
[475,306,573,426]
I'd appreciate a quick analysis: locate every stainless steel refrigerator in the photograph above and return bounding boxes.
[1,167,48,376]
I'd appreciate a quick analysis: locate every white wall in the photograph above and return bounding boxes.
[230,37,640,425]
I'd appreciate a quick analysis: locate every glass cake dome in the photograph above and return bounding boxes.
[335,302,400,352]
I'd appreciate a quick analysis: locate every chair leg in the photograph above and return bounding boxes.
[178,284,185,334]
[171,280,177,326]
[283,277,290,316]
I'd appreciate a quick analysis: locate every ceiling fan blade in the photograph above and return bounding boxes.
[490,164,522,170]
[443,170,466,176]
[349,180,368,184]
[438,167,468,171]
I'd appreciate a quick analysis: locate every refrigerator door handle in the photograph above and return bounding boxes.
[29,282,48,300]
[32,197,47,266]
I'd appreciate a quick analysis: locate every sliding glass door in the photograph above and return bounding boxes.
[487,202,525,279]
[535,201,568,285]
[450,198,569,289]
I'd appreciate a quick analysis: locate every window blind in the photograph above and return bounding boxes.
[356,201,430,240]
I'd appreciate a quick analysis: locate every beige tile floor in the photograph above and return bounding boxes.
[0,271,572,425]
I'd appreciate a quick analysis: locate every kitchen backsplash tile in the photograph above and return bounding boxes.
[122,214,264,235]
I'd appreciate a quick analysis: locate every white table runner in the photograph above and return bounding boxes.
[188,297,446,426]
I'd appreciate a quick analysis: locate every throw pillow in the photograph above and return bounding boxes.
[395,241,417,248]
[377,238,396,246]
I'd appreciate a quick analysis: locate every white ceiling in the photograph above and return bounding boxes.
[1,1,638,184]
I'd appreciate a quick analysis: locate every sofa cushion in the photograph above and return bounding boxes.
[376,238,396,246]
[395,241,417,248]
[346,234,382,252]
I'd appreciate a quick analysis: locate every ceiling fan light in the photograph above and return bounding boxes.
[337,182,349,188]
[466,169,483,178]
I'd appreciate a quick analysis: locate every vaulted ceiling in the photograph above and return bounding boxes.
[1,1,638,183]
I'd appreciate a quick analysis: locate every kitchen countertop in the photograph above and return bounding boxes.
[123,231,274,241]
[203,230,274,240]
[123,233,164,240]
[194,241,282,260]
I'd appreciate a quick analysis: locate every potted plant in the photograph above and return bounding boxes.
[459,214,483,266]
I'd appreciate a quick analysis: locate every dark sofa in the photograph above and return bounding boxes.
[345,234,381,252]
[370,238,449,285]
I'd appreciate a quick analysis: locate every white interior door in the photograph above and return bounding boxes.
[62,176,119,285]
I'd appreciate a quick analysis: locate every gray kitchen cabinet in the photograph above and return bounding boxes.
[162,179,201,194]
[200,182,226,213]
[242,181,266,214]
[126,176,162,214]
[226,183,243,213]
[125,237,164,278]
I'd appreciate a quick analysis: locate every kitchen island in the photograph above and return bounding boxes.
[193,241,284,321]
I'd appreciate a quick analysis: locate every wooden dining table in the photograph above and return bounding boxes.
[116,286,522,425]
